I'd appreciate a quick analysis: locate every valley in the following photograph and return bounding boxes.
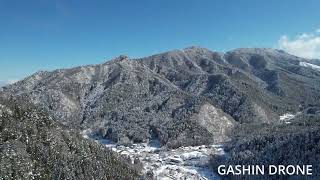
[83,129,223,179]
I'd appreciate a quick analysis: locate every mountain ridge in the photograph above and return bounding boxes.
[2,47,320,148]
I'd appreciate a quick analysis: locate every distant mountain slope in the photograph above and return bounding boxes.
[3,47,320,147]
[0,95,140,179]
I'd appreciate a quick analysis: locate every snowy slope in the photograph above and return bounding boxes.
[300,62,320,71]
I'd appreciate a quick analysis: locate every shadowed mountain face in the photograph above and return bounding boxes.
[3,47,320,147]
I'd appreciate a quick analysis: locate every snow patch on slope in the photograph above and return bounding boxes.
[299,62,320,71]
[279,112,301,124]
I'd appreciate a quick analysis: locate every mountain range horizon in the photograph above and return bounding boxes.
[2,45,320,146]
[2,46,319,87]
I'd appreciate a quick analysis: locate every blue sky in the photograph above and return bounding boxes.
[1,0,320,82]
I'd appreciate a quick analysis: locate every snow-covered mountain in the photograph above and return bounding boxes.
[3,47,320,148]
[2,47,320,179]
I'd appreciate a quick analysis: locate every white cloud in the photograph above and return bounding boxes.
[278,30,320,59]
[0,81,8,87]
[7,79,18,84]
[0,79,18,87]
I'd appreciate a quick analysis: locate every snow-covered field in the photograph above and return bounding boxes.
[82,130,222,180]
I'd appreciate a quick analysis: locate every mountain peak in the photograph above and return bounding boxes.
[113,55,129,61]
[183,46,213,53]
